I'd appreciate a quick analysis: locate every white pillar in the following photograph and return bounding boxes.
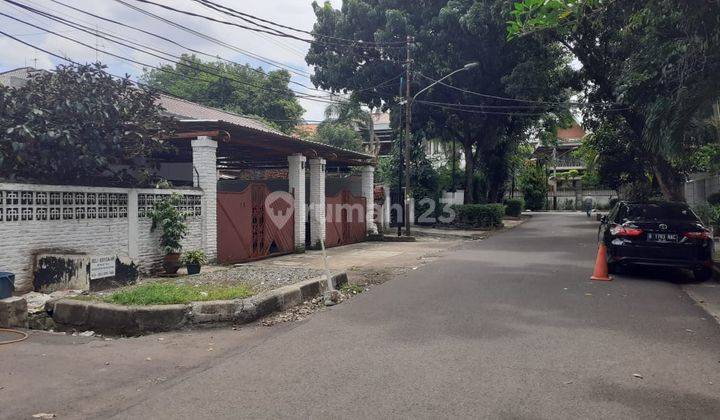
[309,158,326,247]
[127,189,139,261]
[361,166,377,234]
[288,153,307,250]
[192,136,218,261]
[383,184,391,230]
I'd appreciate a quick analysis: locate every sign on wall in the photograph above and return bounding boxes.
[90,256,116,280]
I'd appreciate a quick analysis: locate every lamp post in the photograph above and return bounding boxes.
[402,61,479,235]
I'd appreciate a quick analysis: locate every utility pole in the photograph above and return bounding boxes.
[552,146,558,210]
[403,35,413,235]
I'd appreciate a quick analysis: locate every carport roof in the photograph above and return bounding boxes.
[162,95,374,169]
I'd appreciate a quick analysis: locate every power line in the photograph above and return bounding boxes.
[113,0,313,78]
[128,0,404,50]
[46,0,322,92]
[189,0,406,47]
[416,99,629,111]
[0,9,341,105]
[13,0,338,97]
[417,73,623,108]
[0,28,320,127]
[417,101,562,116]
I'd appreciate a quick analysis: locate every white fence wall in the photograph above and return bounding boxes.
[685,173,720,206]
[0,183,204,292]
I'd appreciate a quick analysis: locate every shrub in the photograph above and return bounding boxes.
[707,192,720,206]
[504,198,524,217]
[147,193,188,254]
[562,199,575,211]
[181,250,207,265]
[452,204,505,228]
[694,202,720,229]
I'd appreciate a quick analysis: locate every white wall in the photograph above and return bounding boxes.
[685,173,720,206]
[0,183,204,292]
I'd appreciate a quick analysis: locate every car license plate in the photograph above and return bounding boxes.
[648,233,678,242]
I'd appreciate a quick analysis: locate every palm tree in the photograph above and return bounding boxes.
[324,99,380,157]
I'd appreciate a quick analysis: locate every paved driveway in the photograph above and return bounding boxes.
[2,213,719,419]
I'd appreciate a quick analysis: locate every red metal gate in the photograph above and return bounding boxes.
[217,183,294,264]
[325,190,366,247]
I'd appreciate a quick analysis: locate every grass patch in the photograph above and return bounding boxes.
[103,282,253,305]
[340,283,364,295]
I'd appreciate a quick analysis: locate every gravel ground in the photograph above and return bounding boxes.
[111,264,326,296]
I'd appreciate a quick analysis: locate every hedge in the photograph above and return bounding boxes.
[504,198,524,217]
[452,204,505,228]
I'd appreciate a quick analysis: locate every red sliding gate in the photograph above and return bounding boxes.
[217,183,294,264]
[325,190,366,248]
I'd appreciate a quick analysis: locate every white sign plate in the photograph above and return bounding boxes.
[90,256,116,280]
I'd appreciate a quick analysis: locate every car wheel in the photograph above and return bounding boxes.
[693,267,713,282]
[607,261,618,275]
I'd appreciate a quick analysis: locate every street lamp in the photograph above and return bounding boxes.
[401,61,479,236]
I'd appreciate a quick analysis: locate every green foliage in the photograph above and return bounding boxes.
[691,143,720,173]
[693,202,720,231]
[307,0,574,203]
[0,63,173,185]
[518,161,548,211]
[147,194,188,254]
[508,0,720,200]
[312,122,363,151]
[507,0,599,39]
[340,283,365,294]
[104,282,253,305]
[623,181,659,202]
[504,198,524,217]
[142,54,303,133]
[561,199,575,211]
[181,250,207,266]
[451,203,505,228]
[707,193,720,206]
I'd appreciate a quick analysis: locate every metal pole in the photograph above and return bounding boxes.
[552,146,558,210]
[404,35,412,236]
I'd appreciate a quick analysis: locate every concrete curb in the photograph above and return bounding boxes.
[49,272,348,336]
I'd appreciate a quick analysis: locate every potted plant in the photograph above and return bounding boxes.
[182,250,207,275]
[147,194,188,274]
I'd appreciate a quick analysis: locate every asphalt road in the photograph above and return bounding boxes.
[3,213,720,419]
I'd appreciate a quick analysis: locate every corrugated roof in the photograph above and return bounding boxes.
[158,94,284,135]
[0,67,40,88]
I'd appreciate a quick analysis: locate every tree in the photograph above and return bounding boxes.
[142,54,304,133]
[508,0,720,200]
[307,0,574,203]
[312,122,364,151]
[323,99,381,156]
[518,160,548,211]
[0,63,174,185]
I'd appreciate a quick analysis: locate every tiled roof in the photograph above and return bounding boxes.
[158,94,283,135]
[0,67,39,88]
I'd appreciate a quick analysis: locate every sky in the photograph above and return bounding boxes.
[0,0,343,121]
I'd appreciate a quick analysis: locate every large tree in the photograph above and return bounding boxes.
[307,0,573,203]
[508,0,720,200]
[0,63,173,186]
[142,54,304,133]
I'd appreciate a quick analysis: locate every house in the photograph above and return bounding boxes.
[0,67,376,292]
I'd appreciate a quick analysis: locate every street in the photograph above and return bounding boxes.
[3,213,720,419]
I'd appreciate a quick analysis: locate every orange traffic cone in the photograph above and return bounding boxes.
[591,242,612,281]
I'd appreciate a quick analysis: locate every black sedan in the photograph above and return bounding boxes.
[600,201,715,281]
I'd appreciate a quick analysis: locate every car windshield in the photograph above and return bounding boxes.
[625,203,698,221]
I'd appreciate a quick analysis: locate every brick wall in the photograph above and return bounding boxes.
[0,183,204,292]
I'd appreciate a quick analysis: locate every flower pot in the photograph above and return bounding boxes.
[162,252,182,274]
[187,263,201,275]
